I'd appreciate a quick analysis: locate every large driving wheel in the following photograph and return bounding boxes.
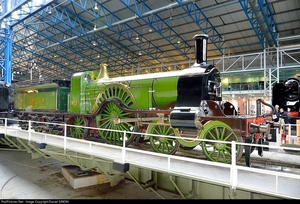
[67,116,89,139]
[146,124,180,155]
[200,120,244,163]
[94,84,137,146]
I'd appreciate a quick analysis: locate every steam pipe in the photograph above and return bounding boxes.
[248,0,275,47]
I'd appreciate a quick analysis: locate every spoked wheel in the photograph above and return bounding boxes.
[96,101,136,146]
[200,121,244,163]
[177,127,203,150]
[67,116,89,139]
[146,124,180,155]
[94,84,138,146]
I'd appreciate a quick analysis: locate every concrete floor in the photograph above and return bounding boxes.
[0,148,182,199]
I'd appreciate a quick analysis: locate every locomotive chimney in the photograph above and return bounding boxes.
[97,63,110,81]
[192,34,209,67]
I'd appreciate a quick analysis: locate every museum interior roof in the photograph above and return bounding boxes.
[0,0,299,82]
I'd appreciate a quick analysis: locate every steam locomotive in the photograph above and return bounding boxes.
[272,76,300,125]
[0,34,277,166]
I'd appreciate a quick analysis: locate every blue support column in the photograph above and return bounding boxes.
[0,26,13,84]
[4,27,13,84]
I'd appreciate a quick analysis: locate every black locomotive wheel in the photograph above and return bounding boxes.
[200,121,244,163]
[20,124,29,130]
[146,124,180,155]
[67,116,89,139]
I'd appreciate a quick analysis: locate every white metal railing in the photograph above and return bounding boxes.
[0,117,300,199]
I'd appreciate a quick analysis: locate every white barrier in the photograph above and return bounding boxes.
[0,118,300,199]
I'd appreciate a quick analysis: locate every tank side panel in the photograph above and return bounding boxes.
[153,77,178,108]
[14,91,24,110]
[129,77,177,109]
[84,76,178,110]
[28,91,57,111]
[69,74,83,113]
[14,84,58,111]
[129,79,153,109]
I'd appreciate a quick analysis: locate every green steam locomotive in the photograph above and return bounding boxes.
[10,34,273,164]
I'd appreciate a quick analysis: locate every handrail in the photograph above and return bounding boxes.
[0,117,300,199]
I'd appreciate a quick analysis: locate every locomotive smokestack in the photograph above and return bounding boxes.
[192,34,209,67]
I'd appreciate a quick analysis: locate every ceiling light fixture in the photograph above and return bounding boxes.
[94,25,97,30]
[0,22,5,29]
[149,27,152,32]
[48,6,52,14]
[138,51,142,55]
[94,3,98,10]
[135,35,139,40]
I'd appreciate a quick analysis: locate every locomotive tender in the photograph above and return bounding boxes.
[0,34,277,165]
